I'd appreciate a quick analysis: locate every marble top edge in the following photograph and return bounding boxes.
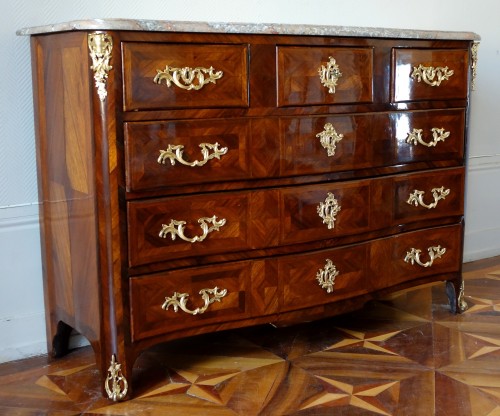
[16,18,481,40]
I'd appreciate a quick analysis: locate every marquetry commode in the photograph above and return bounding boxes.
[18,19,479,400]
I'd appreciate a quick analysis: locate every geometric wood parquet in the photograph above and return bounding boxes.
[2,258,500,415]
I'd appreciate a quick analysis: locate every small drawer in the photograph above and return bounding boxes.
[129,260,277,341]
[127,190,280,266]
[125,119,252,191]
[392,167,465,224]
[279,243,370,312]
[122,42,249,110]
[277,46,373,107]
[392,109,465,164]
[371,223,463,288]
[392,48,469,102]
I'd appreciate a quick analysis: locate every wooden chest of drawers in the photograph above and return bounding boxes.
[20,20,479,400]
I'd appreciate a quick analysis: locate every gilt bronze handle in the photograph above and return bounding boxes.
[404,245,446,268]
[411,64,454,87]
[161,287,228,315]
[407,186,450,209]
[406,128,450,147]
[159,215,226,243]
[154,64,223,90]
[158,142,228,167]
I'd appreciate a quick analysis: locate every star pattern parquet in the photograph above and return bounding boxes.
[2,259,500,415]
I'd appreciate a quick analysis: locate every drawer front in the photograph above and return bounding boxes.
[279,244,370,312]
[280,180,377,245]
[280,113,392,176]
[392,167,464,224]
[129,260,278,341]
[371,223,463,288]
[392,48,469,102]
[393,109,465,164]
[125,119,252,191]
[128,190,280,266]
[277,46,373,107]
[122,43,249,110]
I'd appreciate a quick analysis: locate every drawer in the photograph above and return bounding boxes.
[277,46,373,107]
[371,223,463,288]
[279,243,370,312]
[129,260,278,341]
[393,109,465,164]
[392,167,464,223]
[392,48,469,102]
[125,119,253,191]
[127,190,280,266]
[128,170,463,266]
[122,42,249,110]
[280,113,392,176]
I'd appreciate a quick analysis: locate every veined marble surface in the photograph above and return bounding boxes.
[17,18,480,40]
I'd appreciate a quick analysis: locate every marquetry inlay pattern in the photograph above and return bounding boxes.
[1,263,500,415]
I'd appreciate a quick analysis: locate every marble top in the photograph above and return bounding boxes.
[17,18,480,40]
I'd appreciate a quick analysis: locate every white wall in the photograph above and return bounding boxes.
[1,0,499,362]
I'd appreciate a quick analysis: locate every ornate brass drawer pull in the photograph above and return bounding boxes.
[158,142,228,167]
[407,186,450,209]
[162,287,228,315]
[318,56,342,94]
[404,245,446,268]
[316,259,339,293]
[411,64,454,87]
[316,123,344,156]
[406,127,450,147]
[154,64,223,90]
[317,192,341,230]
[159,215,226,243]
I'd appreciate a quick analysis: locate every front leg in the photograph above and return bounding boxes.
[445,277,468,314]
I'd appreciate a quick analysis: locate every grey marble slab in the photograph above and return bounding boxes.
[17,18,480,40]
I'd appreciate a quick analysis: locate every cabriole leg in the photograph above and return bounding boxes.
[445,277,468,314]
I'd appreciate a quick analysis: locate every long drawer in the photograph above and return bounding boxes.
[127,167,464,266]
[125,109,465,191]
[129,223,462,340]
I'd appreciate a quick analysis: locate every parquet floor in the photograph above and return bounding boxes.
[2,257,500,415]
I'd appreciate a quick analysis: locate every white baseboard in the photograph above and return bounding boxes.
[0,205,47,363]
[464,155,500,262]
[0,204,90,363]
[0,312,47,363]
[464,226,500,262]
